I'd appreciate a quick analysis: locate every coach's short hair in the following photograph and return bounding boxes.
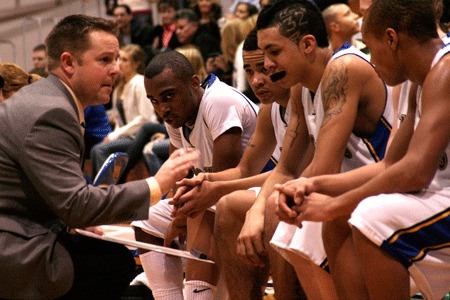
[46,15,117,70]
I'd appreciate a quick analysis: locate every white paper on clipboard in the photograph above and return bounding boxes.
[75,228,214,264]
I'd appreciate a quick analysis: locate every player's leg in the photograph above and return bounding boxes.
[215,189,270,299]
[322,218,368,299]
[133,199,184,300]
[184,210,219,299]
[352,227,410,299]
[349,191,450,299]
[264,193,307,299]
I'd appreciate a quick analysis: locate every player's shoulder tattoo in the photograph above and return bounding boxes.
[321,60,349,127]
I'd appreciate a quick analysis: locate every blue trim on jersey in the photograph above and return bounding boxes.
[261,158,276,173]
[201,73,217,88]
[320,258,330,273]
[362,116,392,162]
[381,207,450,269]
[231,88,259,117]
[334,41,352,54]
[202,73,258,117]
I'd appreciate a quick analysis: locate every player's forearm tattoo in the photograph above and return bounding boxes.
[247,136,256,148]
[321,62,348,127]
[287,118,301,149]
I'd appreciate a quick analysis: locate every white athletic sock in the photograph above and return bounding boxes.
[184,280,216,300]
[139,251,184,300]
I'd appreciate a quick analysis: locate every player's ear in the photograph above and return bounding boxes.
[385,28,398,50]
[301,34,316,54]
[190,74,200,89]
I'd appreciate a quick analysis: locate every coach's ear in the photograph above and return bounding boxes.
[60,52,76,76]
[385,28,398,50]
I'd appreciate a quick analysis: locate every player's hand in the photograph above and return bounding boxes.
[154,149,199,195]
[274,184,300,225]
[236,206,267,267]
[294,193,336,225]
[164,217,187,247]
[175,172,207,188]
[275,177,315,224]
[171,173,207,204]
[170,181,218,218]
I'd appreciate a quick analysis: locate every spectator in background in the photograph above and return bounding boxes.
[207,17,246,85]
[234,1,258,20]
[174,8,221,61]
[228,0,260,17]
[90,44,157,178]
[193,0,222,42]
[105,0,118,16]
[29,44,49,78]
[152,0,181,52]
[322,3,366,52]
[118,0,154,25]
[83,105,112,159]
[233,14,259,102]
[0,63,41,101]
[113,4,154,64]
[176,45,208,81]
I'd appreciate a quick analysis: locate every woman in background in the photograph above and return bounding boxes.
[90,44,157,178]
[0,63,41,101]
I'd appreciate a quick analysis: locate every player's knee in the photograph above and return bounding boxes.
[215,194,231,232]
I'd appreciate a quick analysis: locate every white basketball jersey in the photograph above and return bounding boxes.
[167,74,258,174]
[418,43,450,190]
[270,101,291,162]
[304,43,394,172]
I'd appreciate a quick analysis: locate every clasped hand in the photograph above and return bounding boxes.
[169,173,217,218]
[275,177,334,227]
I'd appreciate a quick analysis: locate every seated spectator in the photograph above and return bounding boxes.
[142,136,171,176]
[90,44,157,178]
[228,0,260,18]
[174,8,221,62]
[232,15,257,94]
[83,105,112,159]
[193,0,222,42]
[322,3,367,52]
[0,62,41,101]
[233,1,258,20]
[29,44,49,77]
[152,0,181,52]
[176,44,208,81]
[113,4,154,64]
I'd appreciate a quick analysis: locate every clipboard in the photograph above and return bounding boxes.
[75,228,214,264]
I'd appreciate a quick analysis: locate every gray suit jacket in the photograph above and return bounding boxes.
[0,75,150,299]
